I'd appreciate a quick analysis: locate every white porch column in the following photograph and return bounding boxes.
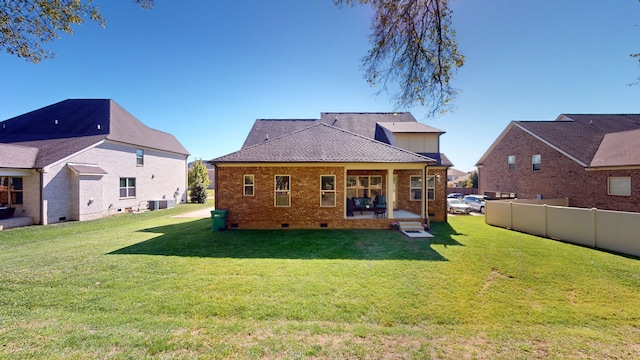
[422,166,427,219]
[386,166,394,219]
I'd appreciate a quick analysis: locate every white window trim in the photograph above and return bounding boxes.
[532,154,541,171]
[608,177,631,196]
[274,175,290,207]
[410,175,423,201]
[508,155,516,171]
[320,175,336,207]
[243,174,254,197]
[119,177,136,199]
[136,149,144,166]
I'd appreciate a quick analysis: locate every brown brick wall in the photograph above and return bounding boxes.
[479,126,640,212]
[215,165,449,229]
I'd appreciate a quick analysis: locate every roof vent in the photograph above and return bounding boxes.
[264,134,269,142]
[97,124,101,130]
[333,117,338,126]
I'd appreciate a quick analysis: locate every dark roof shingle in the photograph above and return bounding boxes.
[213,123,435,164]
[0,99,189,168]
[515,114,640,166]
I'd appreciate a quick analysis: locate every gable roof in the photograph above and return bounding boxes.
[319,112,418,139]
[212,123,436,164]
[0,143,39,168]
[476,114,640,168]
[376,121,445,134]
[0,99,189,164]
[242,119,316,148]
[590,128,640,168]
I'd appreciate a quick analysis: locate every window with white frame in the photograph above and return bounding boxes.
[119,177,136,198]
[136,149,144,166]
[243,175,254,196]
[0,176,23,205]
[508,155,516,170]
[427,175,435,201]
[532,154,541,171]
[275,175,290,207]
[320,175,336,207]
[608,177,631,196]
[346,175,382,198]
[410,175,422,201]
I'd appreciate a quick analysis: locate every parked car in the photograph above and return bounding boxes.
[447,193,465,199]
[463,195,487,214]
[447,198,471,214]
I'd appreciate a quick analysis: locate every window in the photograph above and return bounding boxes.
[346,175,382,198]
[243,175,254,196]
[119,178,136,198]
[136,149,144,166]
[532,154,541,171]
[320,175,336,207]
[410,175,422,201]
[275,175,290,207]
[608,177,631,196]
[508,155,516,170]
[0,177,23,205]
[427,175,436,201]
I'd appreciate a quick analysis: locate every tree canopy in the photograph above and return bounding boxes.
[335,0,464,116]
[0,0,153,63]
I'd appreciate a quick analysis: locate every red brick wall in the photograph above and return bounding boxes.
[479,125,640,212]
[215,165,449,229]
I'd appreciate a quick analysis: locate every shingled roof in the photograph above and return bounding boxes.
[0,143,38,168]
[0,99,189,168]
[478,114,640,168]
[213,123,435,164]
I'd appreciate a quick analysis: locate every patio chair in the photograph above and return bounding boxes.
[374,195,386,209]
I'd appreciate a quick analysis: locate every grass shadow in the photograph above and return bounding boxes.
[109,219,459,261]
[428,222,466,247]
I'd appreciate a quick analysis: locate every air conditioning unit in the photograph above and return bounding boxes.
[148,199,175,211]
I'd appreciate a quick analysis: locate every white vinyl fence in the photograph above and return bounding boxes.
[486,200,640,258]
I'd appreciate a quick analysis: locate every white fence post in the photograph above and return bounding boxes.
[591,208,598,249]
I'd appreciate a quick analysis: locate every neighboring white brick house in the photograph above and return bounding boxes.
[0,99,189,225]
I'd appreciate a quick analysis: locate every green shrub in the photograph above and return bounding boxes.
[189,181,208,203]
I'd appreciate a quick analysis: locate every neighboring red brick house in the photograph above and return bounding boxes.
[476,114,640,212]
[210,112,452,229]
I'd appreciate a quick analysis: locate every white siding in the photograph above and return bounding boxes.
[42,140,187,224]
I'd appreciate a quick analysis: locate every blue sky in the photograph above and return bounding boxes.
[1,0,639,172]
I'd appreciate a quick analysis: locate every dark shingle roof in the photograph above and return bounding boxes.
[0,99,188,153]
[0,99,189,167]
[514,114,640,166]
[10,135,106,168]
[319,112,418,139]
[590,128,640,167]
[212,123,435,164]
[242,119,316,148]
[243,112,435,149]
[0,143,38,168]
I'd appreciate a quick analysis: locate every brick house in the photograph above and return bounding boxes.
[476,114,640,212]
[210,112,452,229]
[0,99,189,226]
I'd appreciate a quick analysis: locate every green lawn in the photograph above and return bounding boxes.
[1,204,639,359]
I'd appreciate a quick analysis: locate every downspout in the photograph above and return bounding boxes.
[36,168,44,225]
[212,163,218,210]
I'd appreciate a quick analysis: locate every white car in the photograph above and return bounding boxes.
[447,198,471,214]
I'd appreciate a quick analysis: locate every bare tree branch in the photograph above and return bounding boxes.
[335,0,464,116]
[0,0,153,63]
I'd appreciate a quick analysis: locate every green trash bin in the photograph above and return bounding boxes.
[210,209,228,231]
